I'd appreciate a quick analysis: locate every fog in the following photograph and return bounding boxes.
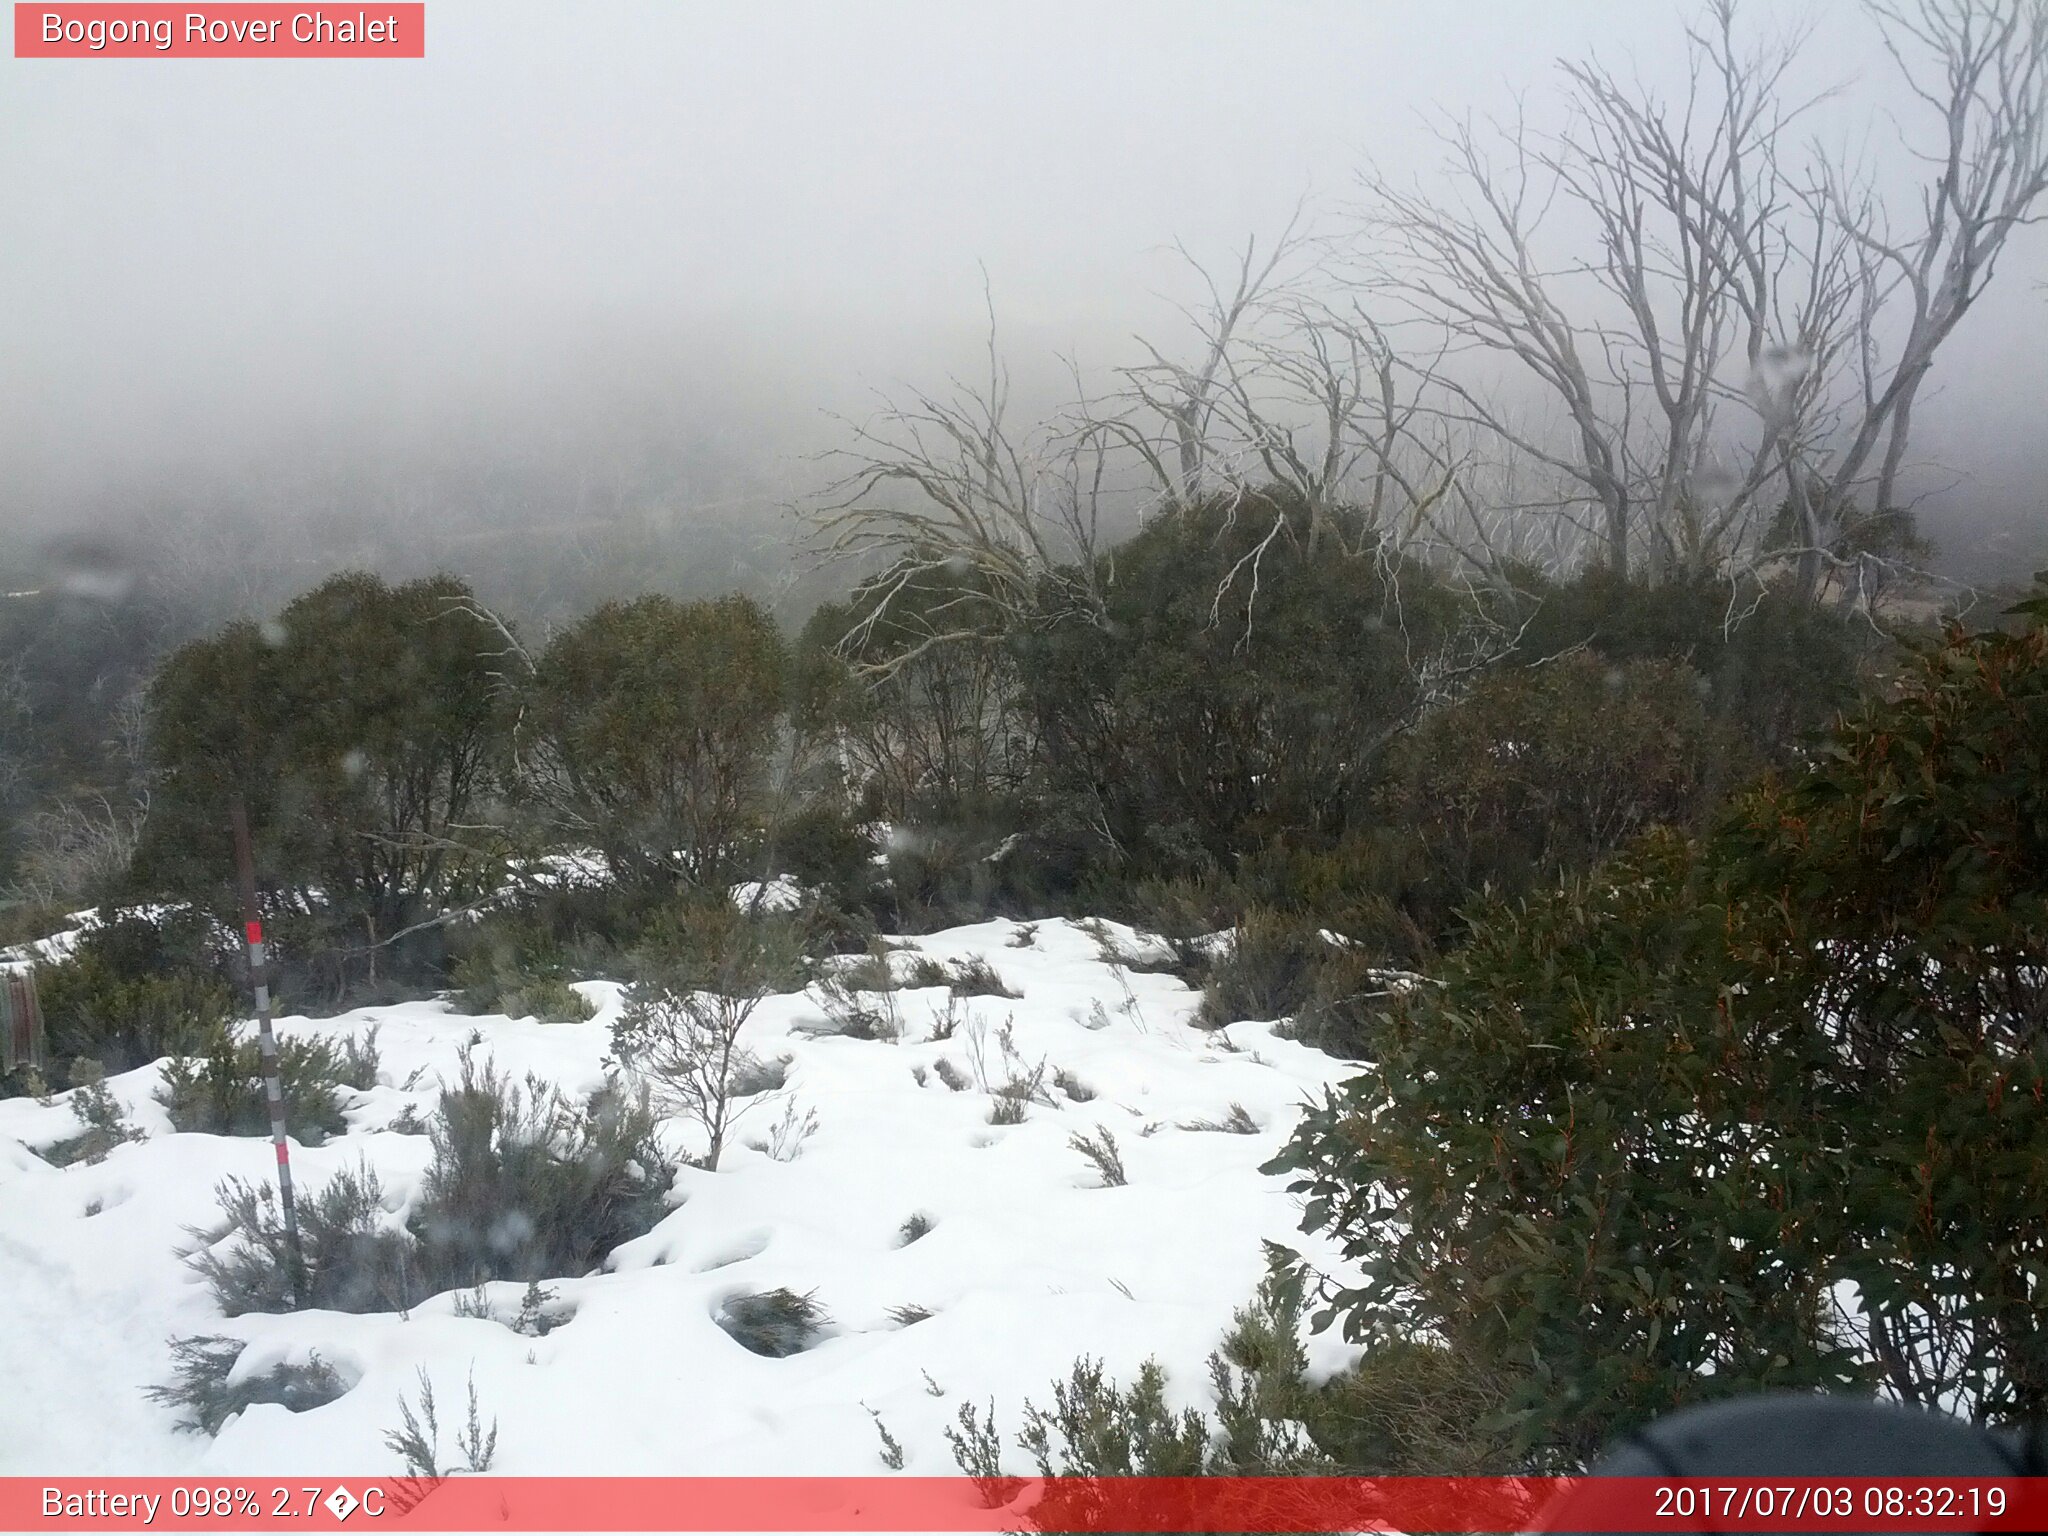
[6,0,2048,611]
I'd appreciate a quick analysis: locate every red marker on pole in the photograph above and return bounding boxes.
[231,799,305,1305]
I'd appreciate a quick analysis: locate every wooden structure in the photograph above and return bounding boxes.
[0,969,47,1075]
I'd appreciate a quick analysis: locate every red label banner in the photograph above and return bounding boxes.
[13,5,424,57]
[3,1476,2045,1532]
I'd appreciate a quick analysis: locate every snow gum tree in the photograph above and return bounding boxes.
[526,594,789,895]
[137,571,516,997]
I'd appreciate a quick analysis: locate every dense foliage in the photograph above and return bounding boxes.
[9,485,1891,1059]
[1271,586,2048,1463]
[1016,490,1459,882]
[135,572,515,999]
[528,594,791,895]
[20,910,238,1093]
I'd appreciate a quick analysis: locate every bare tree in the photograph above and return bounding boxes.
[824,604,1035,821]
[1819,0,2048,588]
[13,793,149,908]
[1049,225,1474,613]
[1101,219,1313,505]
[1354,0,2048,593]
[1204,298,1465,557]
[1358,4,1839,578]
[809,289,1111,673]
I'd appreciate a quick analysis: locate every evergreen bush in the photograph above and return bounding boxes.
[718,1287,828,1357]
[147,1336,348,1436]
[42,1057,143,1166]
[157,1026,379,1141]
[408,1052,675,1289]
[28,912,238,1091]
[1195,910,1332,1028]
[1269,581,2048,1459]
[189,1162,421,1317]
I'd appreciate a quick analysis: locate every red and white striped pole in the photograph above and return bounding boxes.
[231,799,305,1305]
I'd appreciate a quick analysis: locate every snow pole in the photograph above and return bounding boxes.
[232,799,305,1306]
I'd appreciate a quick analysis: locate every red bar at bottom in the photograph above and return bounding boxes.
[7,1475,2044,1532]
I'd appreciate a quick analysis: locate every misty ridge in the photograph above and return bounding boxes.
[7,1,2048,621]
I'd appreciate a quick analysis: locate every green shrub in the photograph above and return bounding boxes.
[408,1052,676,1290]
[187,1053,676,1315]
[526,593,789,895]
[446,886,645,983]
[627,899,811,997]
[770,802,880,900]
[147,1336,348,1436]
[71,907,234,980]
[457,970,594,1024]
[617,907,806,1168]
[897,1213,934,1245]
[339,1027,382,1089]
[136,572,517,1004]
[1269,831,1863,1469]
[1709,587,2048,1423]
[718,1287,828,1357]
[385,1366,497,1478]
[1504,566,1871,758]
[189,1163,421,1317]
[443,911,596,1022]
[813,973,902,1041]
[827,946,899,993]
[1178,1103,1258,1135]
[873,809,1085,930]
[259,904,451,1015]
[1018,1357,1210,1474]
[1067,1125,1127,1185]
[1016,489,1459,885]
[157,1026,378,1142]
[1383,651,1749,911]
[1283,949,1422,1062]
[1270,586,2048,1459]
[943,956,1018,998]
[824,949,1013,1009]
[1110,878,1239,983]
[32,943,237,1089]
[803,565,1033,828]
[1195,909,1331,1028]
[946,1275,1330,1529]
[784,891,880,960]
[0,897,77,953]
[43,1057,143,1166]
[1300,1335,1521,1476]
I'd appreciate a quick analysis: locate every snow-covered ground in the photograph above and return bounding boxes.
[0,906,107,969]
[0,917,1360,1477]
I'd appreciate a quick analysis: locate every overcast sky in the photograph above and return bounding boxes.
[5,1,2045,572]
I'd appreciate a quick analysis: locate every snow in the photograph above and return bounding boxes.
[728,877,809,914]
[0,917,1361,1477]
[0,905,106,970]
[0,903,193,971]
